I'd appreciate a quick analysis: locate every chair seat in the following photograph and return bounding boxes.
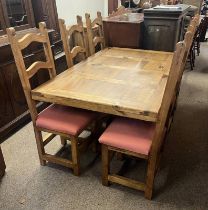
[36,105,98,136]
[99,118,155,155]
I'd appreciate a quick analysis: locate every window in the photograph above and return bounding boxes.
[0,0,35,35]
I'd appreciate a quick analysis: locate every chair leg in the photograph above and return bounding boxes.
[60,136,67,146]
[34,128,46,166]
[71,137,80,176]
[90,122,101,153]
[102,145,110,186]
[144,155,157,200]
[190,53,194,70]
[197,43,200,55]
[192,49,195,67]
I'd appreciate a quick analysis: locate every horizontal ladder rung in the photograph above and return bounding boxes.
[43,154,73,168]
[108,174,146,192]
[43,133,56,146]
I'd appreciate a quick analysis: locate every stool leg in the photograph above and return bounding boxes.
[71,137,80,176]
[145,155,157,200]
[34,128,46,166]
[102,145,110,186]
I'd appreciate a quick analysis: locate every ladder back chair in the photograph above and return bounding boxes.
[99,38,188,199]
[167,30,193,132]
[7,22,98,176]
[85,12,105,56]
[165,17,198,131]
[59,16,87,68]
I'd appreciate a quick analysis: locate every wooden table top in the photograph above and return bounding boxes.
[32,48,173,122]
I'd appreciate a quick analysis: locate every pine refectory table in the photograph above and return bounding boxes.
[32,48,173,123]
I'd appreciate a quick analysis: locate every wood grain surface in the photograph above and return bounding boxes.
[32,47,173,122]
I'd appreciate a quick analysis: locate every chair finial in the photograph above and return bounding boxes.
[85,13,90,20]
[77,16,83,26]
[59,18,65,25]
[39,22,47,33]
[6,27,16,37]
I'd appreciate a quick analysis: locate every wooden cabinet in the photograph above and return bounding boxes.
[2,58,30,117]
[0,69,15,128]
[108,0,118,14]
[31,0,59,42]
[103,13,144,49]
[0,0,35,33]
[0,146,6,178]
[143,5,190,52]
[0,30,62,140]
[0,30,48,140]
[0,1,65,140]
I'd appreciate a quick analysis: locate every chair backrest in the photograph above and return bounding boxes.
[181,15,199,72]
[191,15,200,29]
[85,12,105,56]
[150,38,188,158]
[177,31,193,87]
[59,16,87,68]
[7,22,56,122]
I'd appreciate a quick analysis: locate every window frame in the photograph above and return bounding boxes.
[0,0,35,35]
[0,1,6,35]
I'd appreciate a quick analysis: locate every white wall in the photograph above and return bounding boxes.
[56,0,106,25]
[104,0,108,16]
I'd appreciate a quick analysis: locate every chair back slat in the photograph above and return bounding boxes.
[71,46,86,59]
[93,36,105,47]
[182,31,193,66]
[67,25,83,36]
[18,33,47,50]
[91,18,103,27]
[85,12,105,56]
[7,22,56,122]
[59,16,86,68]
[27,61,53,79]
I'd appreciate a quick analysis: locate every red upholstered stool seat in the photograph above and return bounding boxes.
[99,117,155,155]
[36,105,98,136]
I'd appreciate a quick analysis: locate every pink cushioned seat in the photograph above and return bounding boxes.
[36,105,98,136]
[99,117,155,155]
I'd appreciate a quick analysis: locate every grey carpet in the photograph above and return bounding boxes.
[1,43,208,210]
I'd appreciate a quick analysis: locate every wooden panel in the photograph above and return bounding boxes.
[1,0,35,30]
[31,0,59,41]
[108,0,118,14]
[32,48,173,122]
[103,13,144,49]
[0,29,52,140]
[143,4,189,52]
[2,60,30,117]
[0,0,6,36]
[0,69,15,128]
[0,1,61,141]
